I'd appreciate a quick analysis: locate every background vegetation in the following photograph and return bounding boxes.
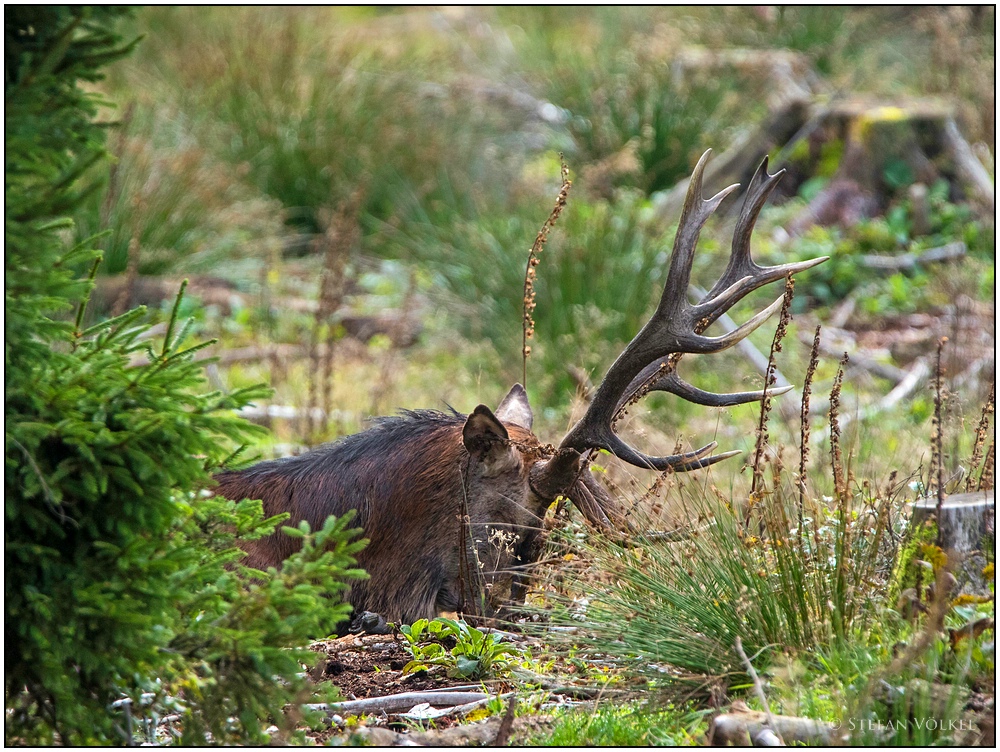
[6,6,994,745]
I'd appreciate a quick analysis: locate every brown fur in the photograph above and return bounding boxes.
[214,400,556,626]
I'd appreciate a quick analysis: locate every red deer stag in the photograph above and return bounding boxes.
[215,151,827,628]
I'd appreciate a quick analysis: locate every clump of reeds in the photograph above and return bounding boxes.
[522,157,571,387]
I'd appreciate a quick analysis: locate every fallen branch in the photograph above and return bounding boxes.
[345,714,554,747]
[305,690,491,717]
[799,326,907,385]
[859,241,967,271]
[852,356,929,418]
[310,632,406,656]
[129,342,306,369]
[504,666,628,700]
[235,403,355,428]
[707,702,843,746]
[943,118,995,215]
[953,354,994,393]
[399,692,515,721]
[734,637,784,746]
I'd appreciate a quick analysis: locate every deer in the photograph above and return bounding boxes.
[214,151,827,629]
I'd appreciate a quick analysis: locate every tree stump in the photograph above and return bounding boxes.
[652,67,993,230]
[911,489,995,593]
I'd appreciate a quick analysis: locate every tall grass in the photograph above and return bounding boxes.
[73,104,286,276]
[546,342,914,687]
[113,7,524,236]
[505,9,762,195]
[557,478,903,684]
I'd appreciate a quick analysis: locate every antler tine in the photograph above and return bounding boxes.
[594,431,730,472]
[659,149,741,318]
[615,367,792,413]
[704,156,783,300]
[694,157,828,324]
[672,448,742,472]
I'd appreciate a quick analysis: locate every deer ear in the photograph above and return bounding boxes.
[494,383,533,430]
[463,404,509,457]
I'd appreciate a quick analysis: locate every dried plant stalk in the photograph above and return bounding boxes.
[748,275,795,515]
[966,381,994,492]
[636,468,676,521]
[827,351,850,639]
[829,352,849,502]
[931,337,947,534]
[522,157,571,387]
[798,324,822,534]
[978,442,995,491]
[307,188,364,439]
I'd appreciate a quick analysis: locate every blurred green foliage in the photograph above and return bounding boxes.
[80,9,992,388]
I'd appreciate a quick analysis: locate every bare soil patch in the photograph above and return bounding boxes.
[310,633,482,700]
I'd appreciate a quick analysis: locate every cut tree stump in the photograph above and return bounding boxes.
[911,489,995,593]
[652,60,993,231]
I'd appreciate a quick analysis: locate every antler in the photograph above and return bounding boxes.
[559,149,828,471]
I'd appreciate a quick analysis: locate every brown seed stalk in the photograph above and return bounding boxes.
[522,157,571,387]
[308,187,364,440]
[829,351,849,503]
[749,274,795,507]
[978,442,995,491]
[798,324,822,535]
[966,381,995,492]
[931,336,947,535]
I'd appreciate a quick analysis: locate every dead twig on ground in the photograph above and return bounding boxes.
[858,241,967,271]
[305,690,494,717]
[734,637,784,746]
[492,694,518,746]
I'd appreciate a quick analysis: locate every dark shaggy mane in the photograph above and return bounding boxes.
[218,408,465,484]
